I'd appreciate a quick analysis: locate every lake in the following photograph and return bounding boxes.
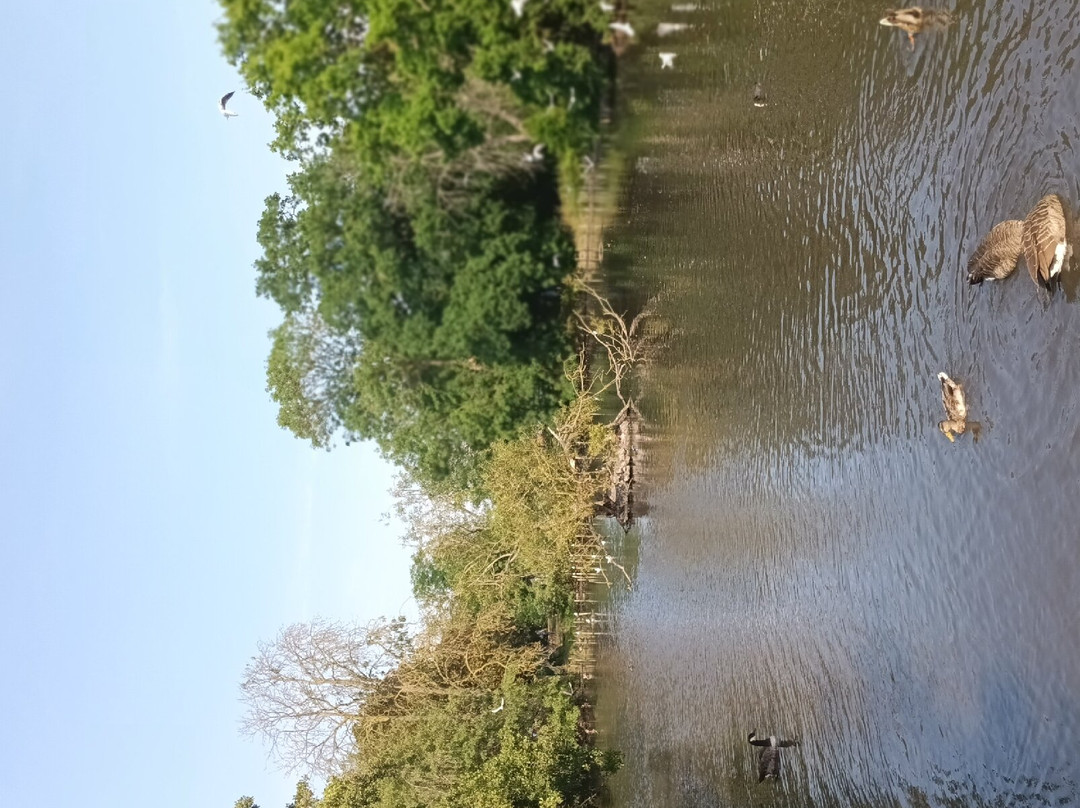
[593,0,1080,804]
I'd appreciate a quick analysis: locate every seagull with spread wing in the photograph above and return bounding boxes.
[219,91,239,119]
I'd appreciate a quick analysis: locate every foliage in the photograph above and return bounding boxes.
[220,0,610,493]
[255,157,575,488]
[317,677,614,808]
[266,307,359,448]
[288,779,321,808]
[225,0,624,802]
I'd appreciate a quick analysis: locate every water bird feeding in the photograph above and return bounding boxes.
[879,7,954,50]
[967,220,1024,285]
[219,91,238,119]
[659,52,677,68]
[747,732,799,783]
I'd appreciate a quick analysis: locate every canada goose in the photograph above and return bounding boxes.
[967,220,1024,284]
[747,731,799,783]
[879,7,954,50]
[1022,194,1071,291]
[937,372,971,442]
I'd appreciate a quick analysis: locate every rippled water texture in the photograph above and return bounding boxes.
[596,0,1080,804]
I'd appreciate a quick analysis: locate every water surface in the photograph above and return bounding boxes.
[596,0,1080,804]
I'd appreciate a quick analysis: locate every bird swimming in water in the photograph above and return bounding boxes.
[937,372,979,443]
[747,731,799,782]
[879,7,954,50]
[967,220,1023,285]
[1022,193,1071,294]
[752,83,767,108]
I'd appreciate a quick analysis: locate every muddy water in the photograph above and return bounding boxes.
[595,0,1080,804]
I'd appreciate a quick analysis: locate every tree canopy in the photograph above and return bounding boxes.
[219,0,611,492]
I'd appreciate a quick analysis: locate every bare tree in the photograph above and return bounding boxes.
[239,617,410,776]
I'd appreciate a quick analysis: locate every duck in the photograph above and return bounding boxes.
[1022,193,1071,292]
[879,7,954,50]
[967,219,1024,284]
[937,372,969,442]
[747,731,799,782]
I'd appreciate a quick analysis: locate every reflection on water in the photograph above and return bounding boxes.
[596,0,1080,804]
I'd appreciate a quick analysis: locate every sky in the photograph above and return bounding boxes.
[0,4,415,806]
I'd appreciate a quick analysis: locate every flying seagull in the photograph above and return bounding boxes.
[609,21,635,38]
[219,91,239,119]
[659,52,676,68]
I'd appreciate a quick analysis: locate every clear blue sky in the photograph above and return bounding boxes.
[0,4,414,805]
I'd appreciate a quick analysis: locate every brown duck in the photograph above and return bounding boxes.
[937,372,978,443]
[879,7,954,50]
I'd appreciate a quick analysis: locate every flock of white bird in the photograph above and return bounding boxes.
[218,2,708,163]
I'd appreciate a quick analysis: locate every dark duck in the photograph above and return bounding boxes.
[747,731,799,782]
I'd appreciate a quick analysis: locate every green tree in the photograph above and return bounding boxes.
[288,779,320,808]
[233,798,259,808]
[265,307,359,449]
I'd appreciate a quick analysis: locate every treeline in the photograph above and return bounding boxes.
[219,0,615,495]
[237,395,623,807]
[219,0,629,805]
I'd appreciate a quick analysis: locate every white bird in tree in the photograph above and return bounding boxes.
[656,21,690,36]
[510,0,528,17]
[609,21,635,38]
[523,143,545,164]
[599,1,615,10]
[659,52,676,68]
[491,698,505,713]
[219,91,239,119]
